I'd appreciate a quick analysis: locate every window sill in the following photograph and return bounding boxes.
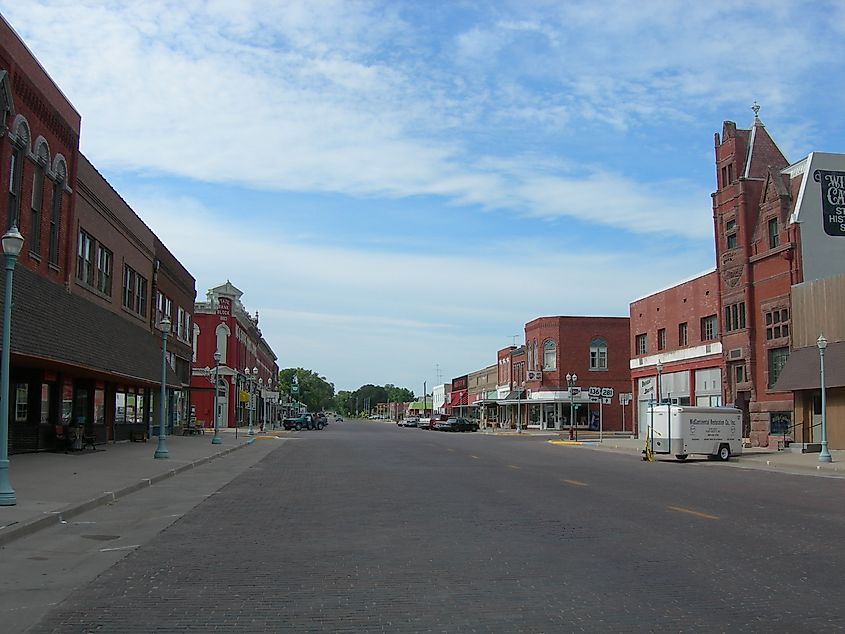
[588,367,608,372]
[120,305,147,322]
[28,251,41,263]
[74,278,113,302]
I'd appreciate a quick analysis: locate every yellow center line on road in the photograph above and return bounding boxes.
[508,464,521,470]
[561,479,588,487]
[667,505,719,520]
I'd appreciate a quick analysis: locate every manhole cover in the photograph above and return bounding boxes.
[81,534,121,541]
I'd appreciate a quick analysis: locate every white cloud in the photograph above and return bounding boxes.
[123,190,709,388]
[0,0,796,240]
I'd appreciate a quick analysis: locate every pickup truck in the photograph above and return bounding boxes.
[282,413,324,431]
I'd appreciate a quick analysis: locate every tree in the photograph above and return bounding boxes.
[278,368,335,413]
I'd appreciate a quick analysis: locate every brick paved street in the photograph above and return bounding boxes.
[29,422,845,632]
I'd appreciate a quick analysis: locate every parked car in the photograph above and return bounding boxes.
[403,417,420,427]
[282,413,324,431]
[433,418,455,431]
[417,417,433,430]
[334,415,343,423]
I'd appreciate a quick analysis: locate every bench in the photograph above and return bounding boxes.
[129,429,148,442]
[182,424,205,436]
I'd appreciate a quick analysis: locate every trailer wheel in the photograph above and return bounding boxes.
[675,454,688,461]
[317,422,324,430]
[718,444,731,461]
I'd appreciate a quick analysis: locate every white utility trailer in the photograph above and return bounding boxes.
[645,405,743,461]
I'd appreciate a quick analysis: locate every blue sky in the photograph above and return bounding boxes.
[5,1,845,392]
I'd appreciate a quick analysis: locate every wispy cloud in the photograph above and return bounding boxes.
[4,0,822,239]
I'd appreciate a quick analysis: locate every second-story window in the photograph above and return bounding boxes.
[31,149,47,253]
[657,328,666,351]
[8,145,23,228]
[635,333,647,355]
[765,308,789,340]
[701,315,718,341]
[724,302,746,332]
[48,169,64,266]
[542,339,556,371]
[122,265,147,317]
[590,338,608,370]
[96,244,112,295]
[678,322,688,347]
[77,230,94,285]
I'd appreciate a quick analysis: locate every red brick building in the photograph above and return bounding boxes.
[521,316,630,432]
[0,15,193,453]
[631,107,845,447]
[629,271,723,437]
[191,282,280,431]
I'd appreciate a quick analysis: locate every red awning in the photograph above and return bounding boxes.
[448,390,468,407]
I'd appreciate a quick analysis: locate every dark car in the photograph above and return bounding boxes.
[445,417,477,432]
[283,413,324,431]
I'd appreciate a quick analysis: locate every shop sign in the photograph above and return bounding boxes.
[815,169,845,236]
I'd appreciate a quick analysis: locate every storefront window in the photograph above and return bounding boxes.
[94,388,105,425]
[61,380,73,425]
[40,384,51,425]
[126,393,137,423]
[115,391,126,424]
[137,391,146,425]
[15,383,28,422]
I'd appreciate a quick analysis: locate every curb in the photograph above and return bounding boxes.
[0,441,252,548]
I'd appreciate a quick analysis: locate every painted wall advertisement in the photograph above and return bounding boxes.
[815,169,845,236]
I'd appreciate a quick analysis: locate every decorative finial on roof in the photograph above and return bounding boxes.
[752,101,761,121]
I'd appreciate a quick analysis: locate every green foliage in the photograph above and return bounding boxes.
[278,368,335,413]
[334,383,417,415]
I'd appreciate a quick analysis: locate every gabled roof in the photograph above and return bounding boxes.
[209,280,243,300]
[743,112,789,179]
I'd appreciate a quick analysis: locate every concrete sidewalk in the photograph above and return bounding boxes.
[0,428,268,547]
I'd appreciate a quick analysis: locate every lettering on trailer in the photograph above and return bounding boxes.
[689,417,738,441]
[814,169,845,235]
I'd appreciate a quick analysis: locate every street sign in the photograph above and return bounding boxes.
[569,387,581,398]
[619,393,633,405]
[589,396,600,403]
[602,397,612,405]
[588,387,601,397]
[601,387,614,398]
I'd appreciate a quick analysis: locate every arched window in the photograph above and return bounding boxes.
[31,138,49,252]
[7,116,30,228]
[215,322,230,364]
[543,339,557,371]
[533,340,539,370]
[590,337,608,370]
[48,155,67,265]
